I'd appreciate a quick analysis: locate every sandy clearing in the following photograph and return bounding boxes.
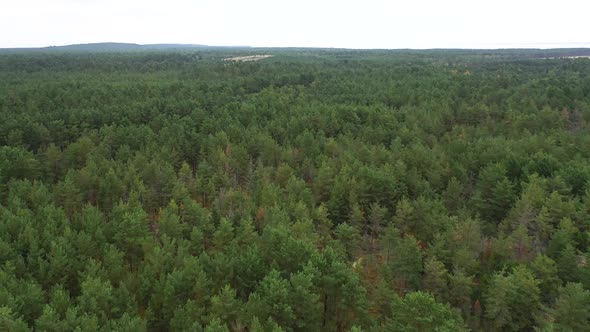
[223,55,274,62]
[542,55,590,59]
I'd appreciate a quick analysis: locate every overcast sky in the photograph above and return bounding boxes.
[1,0,589,49]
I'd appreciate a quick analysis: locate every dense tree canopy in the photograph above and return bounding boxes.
[1,48,590,331]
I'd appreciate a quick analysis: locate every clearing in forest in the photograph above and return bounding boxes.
[223,54,273,62]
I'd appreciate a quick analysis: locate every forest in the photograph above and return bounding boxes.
[1,47,590,331]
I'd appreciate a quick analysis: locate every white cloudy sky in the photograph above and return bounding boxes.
[1,0,589,49]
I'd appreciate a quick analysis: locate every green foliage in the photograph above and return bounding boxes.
[1,49,590,331]
[387,291,467,331]
[551,283,590,331]
[383,235,423,292]
[484,266,543,330]
[473,163,516,225]
[422,258,449,302]
[0,306,30,332]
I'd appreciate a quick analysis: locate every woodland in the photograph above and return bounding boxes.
[1,48,590,331]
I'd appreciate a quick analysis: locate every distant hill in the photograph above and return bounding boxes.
[0,42,229,53]
[44,42,143,50]
[43,42,210,52]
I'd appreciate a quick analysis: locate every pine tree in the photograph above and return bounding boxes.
[551,283,590,331]
[387,291,467,331]
[484,266,542,330]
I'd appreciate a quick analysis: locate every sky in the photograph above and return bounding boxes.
[1,0,589,49]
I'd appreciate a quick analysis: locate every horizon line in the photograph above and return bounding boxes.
[2,41,590,51]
